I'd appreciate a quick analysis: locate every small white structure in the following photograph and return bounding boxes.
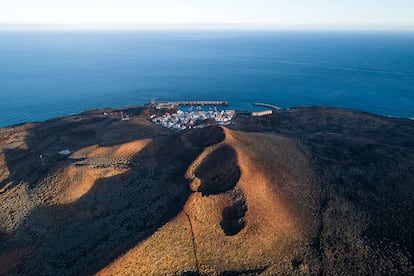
[58,149,71,155]
[252,110,273,117]
[121,111,130,121]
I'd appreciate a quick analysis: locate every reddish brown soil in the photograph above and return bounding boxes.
[0,106,413,275]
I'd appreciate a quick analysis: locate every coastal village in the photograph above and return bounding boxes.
[150,101,235,130]
[151,109,235,130]
[146,100,278,131]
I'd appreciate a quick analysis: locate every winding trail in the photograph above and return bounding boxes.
[183,210,199,273]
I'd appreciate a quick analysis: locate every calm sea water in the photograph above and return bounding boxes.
[0,30,413,127]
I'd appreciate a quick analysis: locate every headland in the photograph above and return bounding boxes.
[0,103,413,275]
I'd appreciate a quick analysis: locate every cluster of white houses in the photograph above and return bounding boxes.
[148,100,277,130]
[252,110,273,117]
[154,101,229,110]
[151,109,235,130]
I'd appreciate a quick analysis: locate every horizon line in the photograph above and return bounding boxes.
[1,22,414,31]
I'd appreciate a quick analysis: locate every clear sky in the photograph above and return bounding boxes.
[1,0,414,29]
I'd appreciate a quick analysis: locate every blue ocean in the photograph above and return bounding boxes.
[0,30,413,127]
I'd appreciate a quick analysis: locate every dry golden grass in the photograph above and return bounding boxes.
[188,129,302,273]
[0,124,33,151]
[71,139,152,160]
[52,166,128,204]
[97,213,196,275]
[2,107,413,275]
[51,139,151,204]
[0,136,153,241]
[100,127,317,274]
[0,125,34,190]
[223,128,320,229]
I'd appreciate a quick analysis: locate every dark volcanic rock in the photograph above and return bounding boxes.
[1,106,413,275]
[195,144,241,196]
[231,107,414,274]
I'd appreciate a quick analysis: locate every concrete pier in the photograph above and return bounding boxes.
[155,101,229,109]
[171,101,229,106]
[252,102,282,110]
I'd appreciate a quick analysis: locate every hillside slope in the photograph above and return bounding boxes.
[1,106,413,275]
[99,128,320,275]
[231,107,414,274]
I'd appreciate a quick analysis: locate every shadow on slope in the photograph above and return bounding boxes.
[231,107,414,273]
[194,144,241,196]
[0,111,226,275]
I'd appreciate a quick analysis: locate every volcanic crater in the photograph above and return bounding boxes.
[1,106,413,275]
